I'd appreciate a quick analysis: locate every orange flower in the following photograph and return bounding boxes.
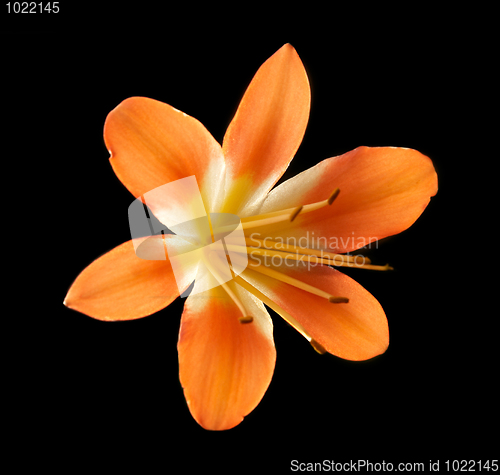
[64,44,438,430]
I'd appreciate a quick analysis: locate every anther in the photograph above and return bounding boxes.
[239,316,254,324]
[310,339,327,355]
[327,187,340,205]
[238,187,341,231]
[289,205,303,222]
[329,296,349,303]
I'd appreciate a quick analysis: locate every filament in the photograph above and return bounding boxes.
[238,187,340,231]
[246,256,348,303]
[203,252,253,323]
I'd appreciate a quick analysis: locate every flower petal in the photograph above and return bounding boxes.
[104,96,226,214]
[258,146,438,253]
[64,235,193,321]
[240,263,388,361]
[221,44,310,216]
[178,284,276,430]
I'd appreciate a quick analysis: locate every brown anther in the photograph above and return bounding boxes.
[328,296,349,303]
[289,205,303,222]
[327,188,340,205]
[310,339,327,354]
[239,316,254,324]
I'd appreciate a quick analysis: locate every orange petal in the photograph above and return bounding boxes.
[178,284,276,430]
[221,44,310,216]
[104,96,226,214]
[64,235,193,321]
[258,146,438,252]
[240,263,388,361]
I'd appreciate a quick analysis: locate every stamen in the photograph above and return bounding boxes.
[329,296,350,303]
[310,339,327,355]
[239,187,340,231]
[247,256,349,303]
[238,316,254,324]
[327,187,340,205]
[338,262,394,271]
[289,206,303,222]
[204,252,253,323]
[232,273,313,341]
[232,272,328,354]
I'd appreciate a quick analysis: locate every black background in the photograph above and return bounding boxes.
[4,5,495,472]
